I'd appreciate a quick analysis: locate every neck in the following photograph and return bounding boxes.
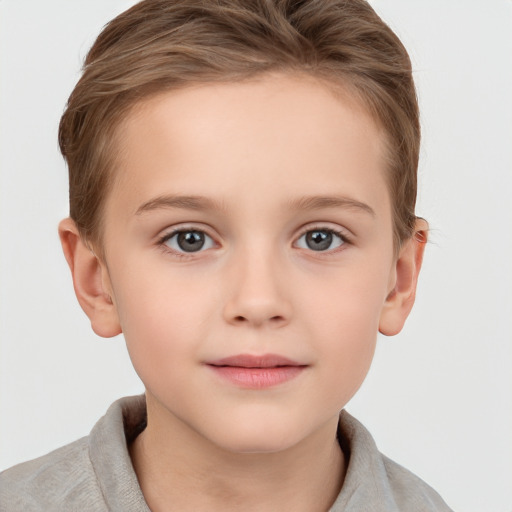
[129,395,346,512]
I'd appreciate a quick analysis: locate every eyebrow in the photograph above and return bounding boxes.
[135,193,375,217]
[288,195,376,217]
[135,195,224,215]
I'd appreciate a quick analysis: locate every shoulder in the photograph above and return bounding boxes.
[0,395,148,512]
[0,436,107,512]
[331,410,453,512]
[380,453,453,511]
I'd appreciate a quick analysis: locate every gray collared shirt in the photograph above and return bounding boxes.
[0,395,452,511]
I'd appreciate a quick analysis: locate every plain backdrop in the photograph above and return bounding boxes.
[1,1,511,511]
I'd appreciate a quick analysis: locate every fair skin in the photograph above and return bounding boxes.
[60,73,426,512]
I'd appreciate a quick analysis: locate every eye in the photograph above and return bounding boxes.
[162,229,215,253]
[295,229,346,252]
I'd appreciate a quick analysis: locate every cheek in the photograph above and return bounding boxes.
[315,294,379,375]
[110,262,218,381]
[302,257,389,337]
[299,262,389,396]
[311,303,379,409]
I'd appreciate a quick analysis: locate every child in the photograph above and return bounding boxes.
[0,0,453,510]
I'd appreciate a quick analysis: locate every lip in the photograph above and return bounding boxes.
[205,354,308,389]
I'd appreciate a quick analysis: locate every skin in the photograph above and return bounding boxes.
[60,72,427,512]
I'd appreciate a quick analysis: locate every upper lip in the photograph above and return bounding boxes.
[207,354,306,368]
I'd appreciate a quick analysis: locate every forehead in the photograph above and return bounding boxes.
[109,72,390,218]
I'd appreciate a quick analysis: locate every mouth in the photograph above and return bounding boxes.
[205,354,308,389]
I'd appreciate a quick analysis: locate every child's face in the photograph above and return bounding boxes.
[96,73,403,452]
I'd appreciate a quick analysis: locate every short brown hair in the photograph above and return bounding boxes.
[59,0,420,251]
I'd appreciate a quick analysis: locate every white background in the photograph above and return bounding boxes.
[1,1,511,511]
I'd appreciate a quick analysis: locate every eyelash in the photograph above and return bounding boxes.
[156,225,352,258]
[157,227,216,260]
[295,225,351,252]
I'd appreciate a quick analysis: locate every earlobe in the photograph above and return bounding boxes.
[379,219,428,336]
[58,218,122,338]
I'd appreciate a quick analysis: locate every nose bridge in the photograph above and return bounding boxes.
[223,236,291,327]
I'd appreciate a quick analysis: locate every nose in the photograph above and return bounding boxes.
[222,248,292,328]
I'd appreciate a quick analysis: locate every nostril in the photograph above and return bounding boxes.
[232,315,283,324]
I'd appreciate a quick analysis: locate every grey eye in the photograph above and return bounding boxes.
[165,230,214,253]
[296,229,344,252]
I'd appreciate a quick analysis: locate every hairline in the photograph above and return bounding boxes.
[81,70,404,257]
[87,70,401,256]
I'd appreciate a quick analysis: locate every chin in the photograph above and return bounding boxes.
[207,419,306,455]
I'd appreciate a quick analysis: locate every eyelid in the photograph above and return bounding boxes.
[154,222,353,258]
[292,223,353,253]
[156,223,219,257]
[294,222,353,242]
[157,223,217,242]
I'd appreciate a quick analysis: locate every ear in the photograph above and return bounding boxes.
[379,218,428,336]
[58,218,122,338]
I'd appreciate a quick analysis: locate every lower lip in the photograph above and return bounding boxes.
[207,365,306,389]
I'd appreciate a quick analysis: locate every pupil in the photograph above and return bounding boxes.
[177,231,205,252]
[306,230,332,251]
